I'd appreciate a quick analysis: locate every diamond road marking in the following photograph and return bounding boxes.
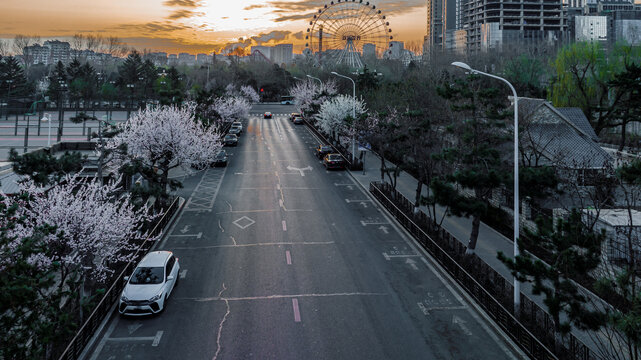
[233,216,256,229]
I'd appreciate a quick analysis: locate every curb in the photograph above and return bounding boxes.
[345,168,529,360]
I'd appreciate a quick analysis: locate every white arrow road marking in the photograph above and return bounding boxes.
[127,323,142,335]
[406,258,419,270]
[452,316,472,336]
[286,165,313,176]
[383,253,390,260]
[180,270,188,279]
[179,225,191,234]
[378,225,389,234]
[360,202,368,208]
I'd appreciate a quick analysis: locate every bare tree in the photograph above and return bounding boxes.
[0,40,8,57]
[84,34,102,52]
[71,33,84,52]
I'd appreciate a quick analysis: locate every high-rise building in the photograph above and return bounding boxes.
[463,0,567,52]
[612,9,641,45]
[574,15,609,41]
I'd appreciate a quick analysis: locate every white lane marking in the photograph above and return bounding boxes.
[382,253,420,259]
[152,331,163,346]
[282,220,287,231]
[345,199,373,203]
[170,232,202,238]
[180,270,188,279]
[292,299,301,322]
[89,316,119,360]
[212,283,230,360]
[106,336,156,342]
[276,183,281,190]
[360,221,390,226]
[180,225,191,233]
[218,219,224,232]
[379,225,389,234]
[286,250,292,265]
[172,241,334,250]
[230,235,237,246]
[186,291,387,302]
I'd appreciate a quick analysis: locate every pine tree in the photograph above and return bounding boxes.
[432,74,511,255]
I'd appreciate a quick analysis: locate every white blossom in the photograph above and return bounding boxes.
[210,96,251,124]
[316,94,367,136]
[240,85,260,103]
[289,78,338,115]
[2,175,155,283]
[107,105,223,171]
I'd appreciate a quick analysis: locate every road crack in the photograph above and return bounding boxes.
[212,283,230,360]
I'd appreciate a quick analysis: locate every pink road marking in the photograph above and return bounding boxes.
[286,251,292,265]
[292,299,301,322]
[282,220,287,231]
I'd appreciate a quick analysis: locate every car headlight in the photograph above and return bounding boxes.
[149,293,162,302]
[121,295,129,302]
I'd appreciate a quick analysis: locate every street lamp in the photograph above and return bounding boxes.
[41,113,52,147]
[451,61,521,316]
[330,71,357,165]
[306,74,322,86]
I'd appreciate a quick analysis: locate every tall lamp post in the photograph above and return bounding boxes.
[330,71,357,165]
[41,113,52,147]
[451,61,521,315]
[306,74,322,87]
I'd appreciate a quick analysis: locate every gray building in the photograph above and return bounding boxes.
[271,44,293,65]
[462,0,567,52]
[574,15,609,41]
[362,43,376,58]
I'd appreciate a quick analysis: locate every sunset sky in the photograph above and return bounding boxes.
[0,0,427,54]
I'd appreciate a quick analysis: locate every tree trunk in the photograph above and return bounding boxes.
[619,122,627,152]
[466,215,481,255]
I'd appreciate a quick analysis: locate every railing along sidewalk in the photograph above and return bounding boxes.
[369,181,596,360]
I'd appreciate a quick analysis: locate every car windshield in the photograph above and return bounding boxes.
[328,155,342,160]
[129,266,164,284]
[321,146,332,151]
[225,135,236,140]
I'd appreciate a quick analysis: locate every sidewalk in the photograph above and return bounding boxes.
[348,150,601,355]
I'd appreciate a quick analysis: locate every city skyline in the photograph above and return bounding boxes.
[0,0,427,55]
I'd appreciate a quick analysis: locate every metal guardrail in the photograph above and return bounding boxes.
[56,197,181,360]
[369,181,596,360]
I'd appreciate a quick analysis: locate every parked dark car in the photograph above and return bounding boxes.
[229,126,241,136]
[315,145,334,159]
[213,150,228,167]
[323,153,346,170]
[264,112,272,119]
[224,134,238,147]
[293,116,304,125]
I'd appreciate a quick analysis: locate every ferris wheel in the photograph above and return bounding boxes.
[305,0,393,68]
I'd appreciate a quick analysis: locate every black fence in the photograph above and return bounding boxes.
[55,196,181,360]
[369,181,597,360]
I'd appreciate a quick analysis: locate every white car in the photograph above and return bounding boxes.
[232,121,243,133]
[119,251,180,316]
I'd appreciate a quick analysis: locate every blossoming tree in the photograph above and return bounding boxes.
[316,94,367,140]
[107,105,222,203]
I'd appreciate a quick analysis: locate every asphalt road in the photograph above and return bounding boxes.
[82,104,523,360]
